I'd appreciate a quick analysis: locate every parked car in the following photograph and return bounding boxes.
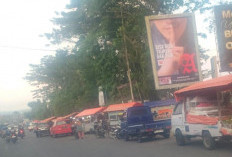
[50,119,72,138]
[35,123,50,137]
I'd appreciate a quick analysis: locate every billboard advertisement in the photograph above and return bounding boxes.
[145,14,202,89]
[214,5,232,72]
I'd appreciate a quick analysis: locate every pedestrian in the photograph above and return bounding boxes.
[76,120,84,139]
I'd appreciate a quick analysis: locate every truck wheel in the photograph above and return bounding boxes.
[124,133,129,141]
[175,129,185,146]
[202,131,215,150]
[148,134,154,141]
[163,132,170,138]
[137,135,143,143]
[163,130,170,138]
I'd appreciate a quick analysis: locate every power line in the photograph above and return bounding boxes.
[0,45,57,52]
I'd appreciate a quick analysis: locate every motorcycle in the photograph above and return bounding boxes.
[110,125,123,139]
[95,126,105,138]
[73,127,79,139]
[18,129,25,139]
[5,135,11,143]
[5,131,18,144]
[11,132,18,144]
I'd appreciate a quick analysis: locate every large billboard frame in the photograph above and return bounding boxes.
[145,13,202,90]
[214,5,232,72]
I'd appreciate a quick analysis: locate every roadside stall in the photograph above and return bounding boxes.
[75,107,106,133]
[172,74,232,149]
[41,116,56,127]
[104,102,142,126]
[63,112,79,123]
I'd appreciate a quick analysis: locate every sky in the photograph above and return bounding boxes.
[0,0,68,112]
[0,0,227,112]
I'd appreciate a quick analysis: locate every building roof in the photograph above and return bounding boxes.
[75,107,106,117]
[104,102,143,112]
[175,74,232,102]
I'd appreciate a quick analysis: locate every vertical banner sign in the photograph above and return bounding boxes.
[214,5,232,72]
[145,14,202,90]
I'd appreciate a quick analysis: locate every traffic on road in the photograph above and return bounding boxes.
[1,75,232,157]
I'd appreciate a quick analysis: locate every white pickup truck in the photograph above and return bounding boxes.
[172,75,232,150]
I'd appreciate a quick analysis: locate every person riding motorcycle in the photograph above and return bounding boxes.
[5,128,13,143]
[18,126,25,139]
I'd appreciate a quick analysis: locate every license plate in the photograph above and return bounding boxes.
[154,129,163,133]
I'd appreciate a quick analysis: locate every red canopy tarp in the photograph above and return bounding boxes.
[104,102,143,112]
[75,107,106,117]
[52,116,66,122]
[33,120,40,123]
[175,74,232,102]
[40,116,56,123]
[63,112,78,119]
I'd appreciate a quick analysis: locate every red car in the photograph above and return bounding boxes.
[50,119,72,137]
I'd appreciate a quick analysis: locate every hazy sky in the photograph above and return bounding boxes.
[0,0,68,112]
[0,1,224,112]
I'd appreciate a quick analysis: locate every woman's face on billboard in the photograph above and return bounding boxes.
[153,18,187,44]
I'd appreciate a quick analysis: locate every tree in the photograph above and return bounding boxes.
[27,100,50,120]
[26,0,220,116]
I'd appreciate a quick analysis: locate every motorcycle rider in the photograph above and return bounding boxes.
[18,125,25,139]
[5,129,11,142]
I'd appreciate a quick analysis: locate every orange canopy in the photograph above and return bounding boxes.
[40,116,56,123]
[63,112,78,119]
[32,120,40,123]
[52,117,66,122]
[104,102,143,112]
[175,74,232,102]
[75,107,106,117]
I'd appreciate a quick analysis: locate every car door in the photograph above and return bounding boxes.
[171,102,185,134]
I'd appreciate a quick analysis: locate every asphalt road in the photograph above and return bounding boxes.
[0,131,231,157]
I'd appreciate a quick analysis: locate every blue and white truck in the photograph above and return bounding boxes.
[119,99,175,142]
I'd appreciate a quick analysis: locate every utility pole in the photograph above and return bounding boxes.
[210,56,218,78]
[120,1,134,102]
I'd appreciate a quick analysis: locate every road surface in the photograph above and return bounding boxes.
[0,131,231,157]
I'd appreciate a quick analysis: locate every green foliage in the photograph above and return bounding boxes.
[27,100,50,120]
[26,0,216,116]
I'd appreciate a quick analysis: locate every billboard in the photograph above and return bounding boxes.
[214,5,232,72]
[145,14,202,90]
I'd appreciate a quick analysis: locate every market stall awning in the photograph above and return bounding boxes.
[175,74,232,102]
[63,112,79,119]
[52,116,66,122]
[41,116,56,123]
[32,120,40,123]
[75,107,106,117]
[104,102,143,112]
[144,99,176,108]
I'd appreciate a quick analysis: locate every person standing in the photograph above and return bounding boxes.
[76,120,84,139]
